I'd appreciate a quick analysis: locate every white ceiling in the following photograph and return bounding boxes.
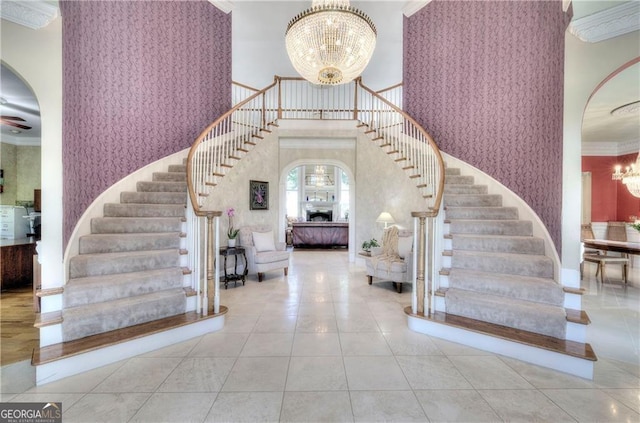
[1,0,638,151]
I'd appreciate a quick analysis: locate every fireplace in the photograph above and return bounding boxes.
[307,210,332,222]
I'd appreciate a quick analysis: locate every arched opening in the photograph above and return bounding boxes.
[0,61,42,366]
[279,159,356,261]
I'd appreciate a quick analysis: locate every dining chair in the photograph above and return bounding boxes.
[581,222,628,284]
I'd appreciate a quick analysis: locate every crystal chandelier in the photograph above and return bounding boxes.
[285,0,377,85]
[612,153,640,198]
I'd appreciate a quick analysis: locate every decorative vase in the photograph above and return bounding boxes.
[228,238,236,248]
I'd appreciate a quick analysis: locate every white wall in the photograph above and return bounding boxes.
[1,19,64,306]
[232,1,403,90]
[562,28,640,287]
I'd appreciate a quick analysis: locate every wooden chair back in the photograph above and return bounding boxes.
[606,222,627,242]
[581,224,595,241]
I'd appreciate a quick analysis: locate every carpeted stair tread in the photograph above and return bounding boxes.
[79,232,181,254]
[447,268,564,306]
[65,267,185,307]
[451,234,545,255]
[153,172,186,182]
[451,250,553,279]
[103,203,185,217]
[62,288,186,342]
[444,288,566,339]
[69,249,181,279]
[444,194,502,207]
[445,206,519,220]
[91,217,183,234]
[120,191,187,204]
[444,185,488,195]
[136,181,187,192]
[168,164,187,173]
[448,219,533,236]
[445,168,461,176]
[445,175,474,185]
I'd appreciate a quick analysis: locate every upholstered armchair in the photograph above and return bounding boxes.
[238,225,290,282]
[365,226,413,293]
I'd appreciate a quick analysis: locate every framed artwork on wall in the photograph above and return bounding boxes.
[250,180,269,210]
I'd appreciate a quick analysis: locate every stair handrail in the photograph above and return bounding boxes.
[356,79,446,214]
[187,77,279,215]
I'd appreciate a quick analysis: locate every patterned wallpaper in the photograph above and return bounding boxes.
[404,0,568,251]
[60,0,231,245]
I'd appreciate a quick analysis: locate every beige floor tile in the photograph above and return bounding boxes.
[291,332,342,356]
[188,332,249,357]
[286,356,348,391]
[479,389,576,422]
[396,355,472,390]
[204,392,283,423]
[350,390,427,422]
[222,357,289,392]
[448,356,534,389]
[339,332,392,356]
[382,330,443,356]
[280,391,353,423]
[92,357,181,393]
[129,392,215,423]
[541,388,640,422]
[295,314,338,332]
[343,356,410,390]
[253,315,297,333]
[240,332,294,356]
[63,393,150,423]
[157,357,235,392]
[415,390,501,422]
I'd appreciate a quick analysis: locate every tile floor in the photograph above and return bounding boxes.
[1,250,639,422]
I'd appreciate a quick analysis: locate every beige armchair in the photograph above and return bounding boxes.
[238,225,290,282]
[365,226,413,293]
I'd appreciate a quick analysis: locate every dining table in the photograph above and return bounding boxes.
[583,238,640,256]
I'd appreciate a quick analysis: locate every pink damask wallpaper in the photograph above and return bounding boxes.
[60,0,231,245]
[404,0,568,250]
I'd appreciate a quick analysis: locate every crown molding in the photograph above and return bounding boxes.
[402,0,431,17]
[568,1,640,43]
[0,0,59,30]
[582,139,639,156]
[1,137,41,147]
[208,0,233,14]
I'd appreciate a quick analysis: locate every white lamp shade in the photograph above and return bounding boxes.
[376,212,395,225]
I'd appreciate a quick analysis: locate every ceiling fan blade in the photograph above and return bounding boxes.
[1,118,31,130]
[0,115,26,122]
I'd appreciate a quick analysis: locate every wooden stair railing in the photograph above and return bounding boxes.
[187,76,446,315]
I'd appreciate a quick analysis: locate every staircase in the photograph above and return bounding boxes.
[440,166,568,339]
[408,164,596,379]
[62,163,190,341]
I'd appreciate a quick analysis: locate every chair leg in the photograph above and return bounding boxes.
[367,275,372,285]
[623,263,628,284]
[258,272,264,282]
[396,283,402,294]
[600,263,605,284]
[580,261,583,280]
[284,267,288,276]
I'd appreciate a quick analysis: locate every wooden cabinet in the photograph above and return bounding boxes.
[0,240,36,290]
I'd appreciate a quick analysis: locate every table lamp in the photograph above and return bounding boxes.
[376,212,395,228]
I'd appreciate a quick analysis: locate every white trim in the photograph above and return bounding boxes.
[408,316,594,380]
[279,138,356,150]
[402,0,431,17]
[582,140,639,156]
[569,1,640,43]
[208,0,234,14]
[0,0,59,30]
[36,315,225,385]
[0,137,40,146]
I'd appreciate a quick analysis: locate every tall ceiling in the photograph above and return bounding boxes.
[1,0,638,151]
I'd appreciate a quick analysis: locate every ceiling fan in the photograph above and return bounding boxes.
[1,115,31,130]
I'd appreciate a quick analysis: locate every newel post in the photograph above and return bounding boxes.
[204,211,221,315]
[412,211,437,316]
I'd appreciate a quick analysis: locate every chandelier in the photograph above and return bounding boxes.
[285,0,377,85]
[612,153,640,198]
